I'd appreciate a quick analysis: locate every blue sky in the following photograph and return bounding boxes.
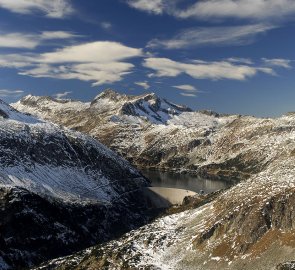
[0,0,294,116]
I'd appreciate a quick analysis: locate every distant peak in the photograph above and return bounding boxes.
[93,89,123,101]
[139,92,158,100]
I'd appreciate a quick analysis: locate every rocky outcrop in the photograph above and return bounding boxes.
[0,187,146,270]
[277,262,295,270]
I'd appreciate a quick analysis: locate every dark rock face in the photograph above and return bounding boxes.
[277,262,295,270]
[0,109,8,118]
[0,187,147,270]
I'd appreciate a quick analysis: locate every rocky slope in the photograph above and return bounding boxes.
[12,90,240,181]
[0,100,150,269]
[33,145,295,269]
[12,90,295,183]
[12,90,295,269]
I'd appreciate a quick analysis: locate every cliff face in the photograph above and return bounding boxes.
[0,100,150,269]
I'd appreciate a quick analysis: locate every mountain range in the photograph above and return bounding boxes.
[4,89,295,269]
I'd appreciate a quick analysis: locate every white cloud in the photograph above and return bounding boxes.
[127,0,295,21]
[180,92,197,97]
[135,81,150,89]
[177,0,295,20]
[127,0,164,14]
[0,0,73,18]
[0,33,39,49]
[39,41,142,63]
[226,57,253,65]
[0,89,24,97]
[148,24,275,49]
[0,54,36,67]
[143,57,275,81]
[0,31,78,49]
[173,85,197,91]
[0,41,143,86]
[54,91,72,99]
[262,58,292,69]
[40,31,78,40]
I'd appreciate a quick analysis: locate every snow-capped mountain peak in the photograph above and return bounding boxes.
[14,89,192,125]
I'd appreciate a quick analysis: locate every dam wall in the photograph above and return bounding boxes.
[143,187,197,208]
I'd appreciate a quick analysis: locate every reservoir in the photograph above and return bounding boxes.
[141,169,230,194]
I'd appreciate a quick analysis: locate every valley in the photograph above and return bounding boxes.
[0,1,294,269]
[8,89,295,269]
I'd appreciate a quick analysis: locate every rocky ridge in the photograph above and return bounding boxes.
[12,90,295,183]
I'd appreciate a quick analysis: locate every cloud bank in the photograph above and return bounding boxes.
[0,41,143,86]
[143,57,276,81]
[0,31,78,49]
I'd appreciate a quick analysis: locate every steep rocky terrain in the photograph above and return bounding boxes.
[12,90,295,183]
[34,143,295,269]
[13,90,295,269]
[0,100,150,269]
[12,90,240,181]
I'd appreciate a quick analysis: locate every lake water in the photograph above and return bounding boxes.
[141,169,231,194]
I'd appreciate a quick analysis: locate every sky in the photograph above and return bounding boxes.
[0,0,294,117]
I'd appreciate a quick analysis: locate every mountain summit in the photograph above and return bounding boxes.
[16,89,192,125]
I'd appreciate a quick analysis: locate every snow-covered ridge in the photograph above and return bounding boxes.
[0,99,42,124]
[13,89,192,125]
[15,89,295,182]
[10,90,248,178]
[1,98,147,203]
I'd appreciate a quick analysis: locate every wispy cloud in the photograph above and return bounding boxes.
[135,81,150,89]
[173,85,197,91]
[100,22,112,30]
[40,31,79,40]
[126,0,295,21]
[0,33,39,49]
[173,84,199,97]
[127,0,164,14]
[54,91,72,99]
[0,89,24,97]
[0,41,143,86]
[262,58,292,69]
[143,57,276,81]
[0,0,73,18]
[180,92,197,97]
[226,57,253,65]
[177,0,295,21]
[148,24,275,49]
[0,31,78,49]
